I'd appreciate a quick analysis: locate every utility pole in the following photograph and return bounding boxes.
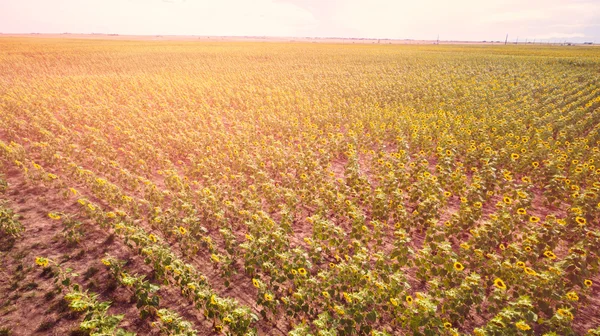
[505,34,508,45]
[516,37,519,44]
[436,34,439,45]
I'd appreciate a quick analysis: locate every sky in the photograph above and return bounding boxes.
[1,0,599,42]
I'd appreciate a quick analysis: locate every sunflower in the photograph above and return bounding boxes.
[511,153,520,160]
[48,213,61,220]
[584,279,593,287]
[444,322,452,329]
[575,216,587,225]
[524,267,537,276]
[517,208,527,215]
[343,292,352,303]
[543,251,557,260]
[499,243,506,250]
[264,293,274,302]
[532,162,539,168]
[405,295,413,304]
[460,243,470,250]
[493,278,507,290]
[503,196,512,205]
[521,176,531,184]
[516,261,525,268]
[178,226,187,235]
[390,298,399,306]
[565,291,579,301]
[524,246,532,252]
[148,234,157,243]
[252,279,260,288]
[474,202,483,209]
[557,308,574,320]
[101,259,111,266]
[35,257,49,267]
[322,291,330,298]
[453,262,465,271]
[334,305,345,315]
[529,216,540,223]
[298,268,307,276]
[444,191,452,197]
[515,321,531,331]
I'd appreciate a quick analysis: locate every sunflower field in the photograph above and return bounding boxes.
[0,37,599,336]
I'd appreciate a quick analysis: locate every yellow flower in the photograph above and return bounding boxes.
[584,279,593,287]
[298,268,307,276]
[390,298,399,306]
[524,267,537,276]
[210,294,217,305]
[264,293,274,302]
[517,208,526,215]
[252,279,260,288]
[566,291,579,301]
[543,250,557,260]
[405,295,413,304]
[529,216,540,223]
[493,278,507,290]
[460,243,470,250]
[474,202,482,209]
[444,191,452,197]
[48,212,61,220]
[557,308,573,320]
[575,216,587,225]
[87,203,96,211]
[178,226,187,235]
[453,262,465,271]
[511,153,520,160]
[444,322,452,329]
[148,234,157,243]
[503,196,512,205]
[516,261,525,268]
[101,259,111,266]
[515,321,531,331]
[343,292,352,303]
[35,257,49,267]
[322,291,330,298]
[210,254,220,263]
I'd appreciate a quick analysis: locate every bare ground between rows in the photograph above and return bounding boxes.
[0,169,218,336]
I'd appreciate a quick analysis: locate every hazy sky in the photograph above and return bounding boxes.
[1,0,599,42]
